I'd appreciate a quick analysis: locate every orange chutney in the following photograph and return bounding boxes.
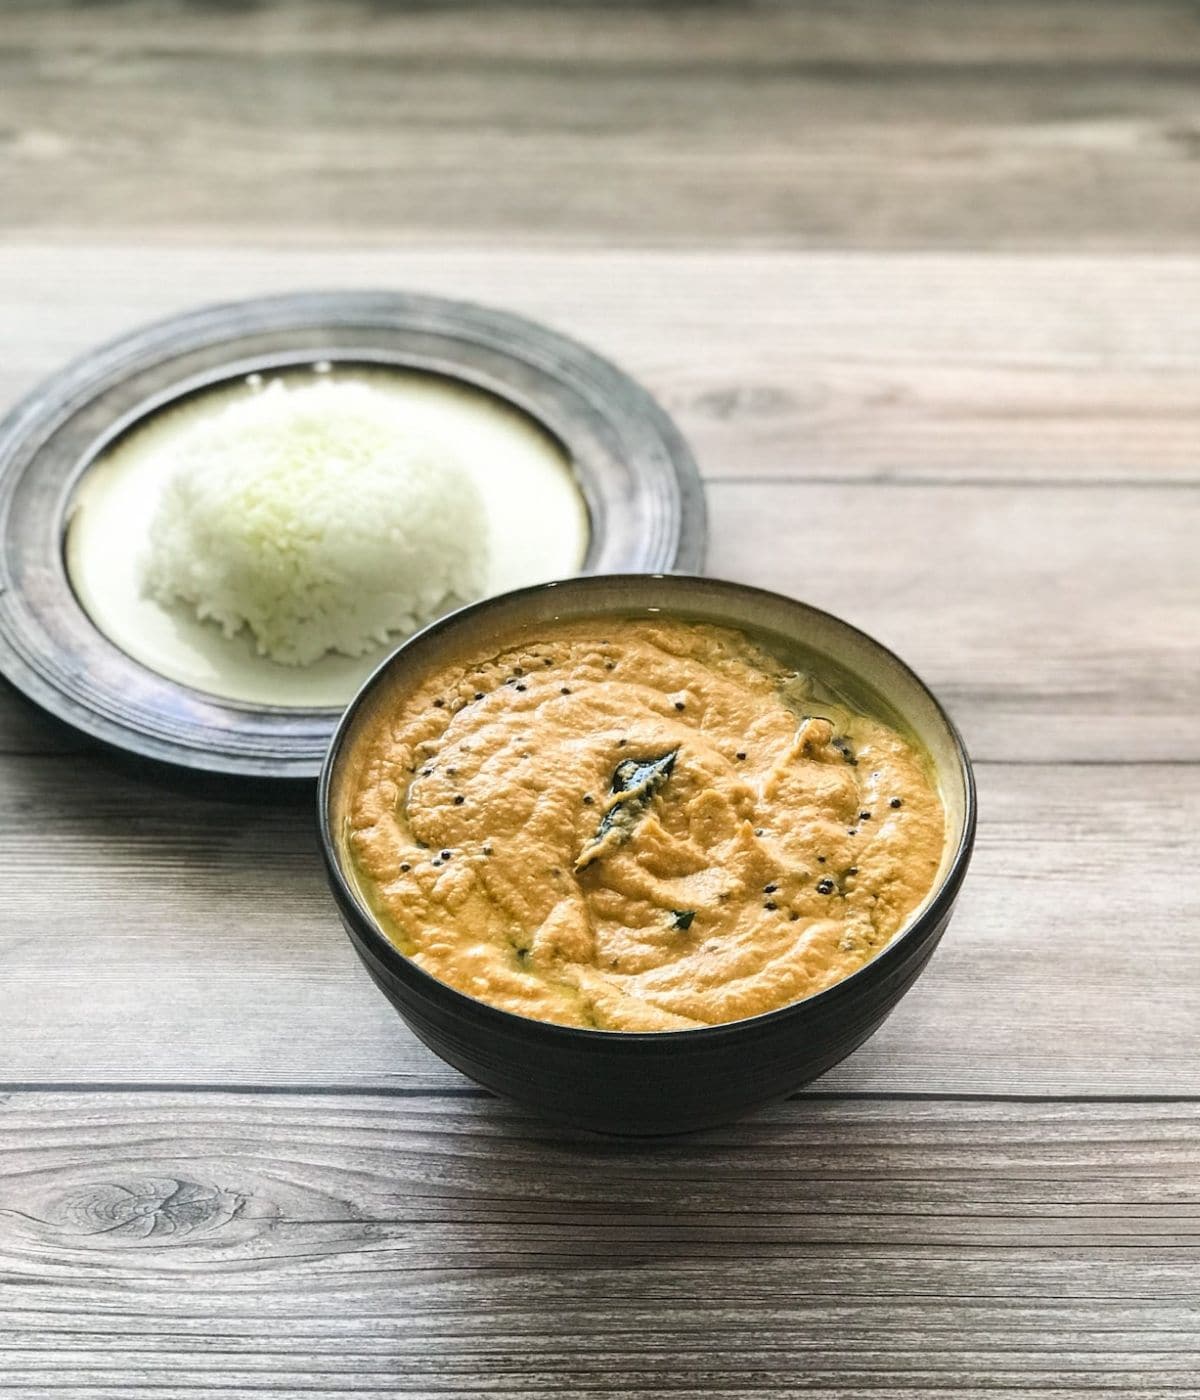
[348,617,945,1031]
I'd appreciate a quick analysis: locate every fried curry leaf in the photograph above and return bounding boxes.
[670,909,696,931]
[575,749,679,871]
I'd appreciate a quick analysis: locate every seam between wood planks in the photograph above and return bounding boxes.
[4,1083,1200,1104]
[703,475,1200,489]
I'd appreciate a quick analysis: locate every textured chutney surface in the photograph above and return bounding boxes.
[348,618,945,1030]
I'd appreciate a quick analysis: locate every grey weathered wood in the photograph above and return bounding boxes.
[2,250,1197,761]
[1,1,1199,250]
[2,757,1198,1097]
[1,247,1198,487]
[707,479,1200,764]
[0,1092,1198,1398]
[7,0,1200,63]
[9,473,1195,763]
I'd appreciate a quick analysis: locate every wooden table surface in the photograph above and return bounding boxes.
[2,3,1199,1396]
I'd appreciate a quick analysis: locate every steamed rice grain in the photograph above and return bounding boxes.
[141,378,490,666]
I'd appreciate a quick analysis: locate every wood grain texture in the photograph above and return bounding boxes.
[1,1092,1198,1398]
[1,248,1197,762]
[2,757,1198,1097]
[5,472,1197,764]
[2,246,1199,487]
[707,480,1200,765]
[2,1,1200,250]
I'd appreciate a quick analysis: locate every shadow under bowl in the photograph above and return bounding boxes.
[318,574,977,1135]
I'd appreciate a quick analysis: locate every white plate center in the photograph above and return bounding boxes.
[65,363,590,708]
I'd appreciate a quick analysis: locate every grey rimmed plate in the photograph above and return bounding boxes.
[0,291,706,782]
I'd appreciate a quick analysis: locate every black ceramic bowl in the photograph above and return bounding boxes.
[318,575,976,1135]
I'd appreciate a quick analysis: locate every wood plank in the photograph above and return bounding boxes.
[13,474,1191,762]
[706,480,1200,764]
[0,1092,1197,1398]
[3,252,1195,758]
[2,757,1197,1097]
[7,470,1187,761]
[2,247,1198,486]
[7,0,1199,64]
[2,2,1199,250]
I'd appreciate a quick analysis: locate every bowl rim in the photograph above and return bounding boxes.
[317,572,977,1044]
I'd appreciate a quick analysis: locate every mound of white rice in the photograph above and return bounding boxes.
[142,377,490,666]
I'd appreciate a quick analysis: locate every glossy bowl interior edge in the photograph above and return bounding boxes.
[318,574,977,1135]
